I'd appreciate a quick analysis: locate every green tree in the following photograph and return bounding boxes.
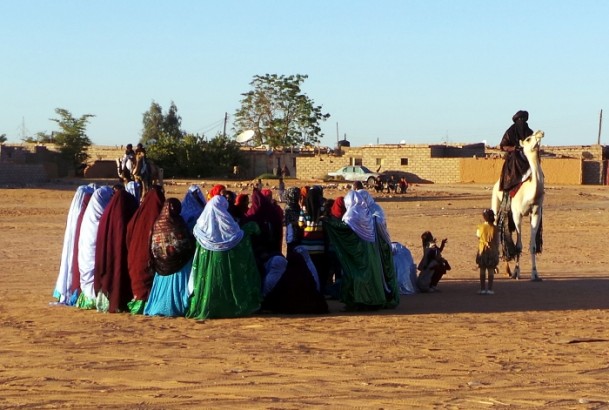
[204,133,244,177]
[141,101,164,145]
[163,102,182,139]
[0,134,7,143]
[146,132,243,178]
[141,100,244,178]
[233,74,330,148]
[179,133,208,176]
[22,131,55,144]
[146,133,182,177]
[140,101,183,145]
[50,108,94,171]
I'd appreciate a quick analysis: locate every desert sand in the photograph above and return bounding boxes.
[1,180,609,409]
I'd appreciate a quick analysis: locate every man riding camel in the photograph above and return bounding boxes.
[134,143,148,176]
[120,144,136,181]
[499,110,534,193]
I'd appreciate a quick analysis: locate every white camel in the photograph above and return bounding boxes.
[491,130,545,281]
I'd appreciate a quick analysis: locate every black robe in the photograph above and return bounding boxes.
[499,121,533,191]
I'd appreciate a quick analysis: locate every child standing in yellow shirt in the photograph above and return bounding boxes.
[476,209,499,295]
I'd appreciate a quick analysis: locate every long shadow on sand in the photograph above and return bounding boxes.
[373,193,490,204]
[325,276,609,316]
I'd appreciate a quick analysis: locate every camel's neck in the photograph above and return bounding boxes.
[527,152,542,181]
[526,151,544,198]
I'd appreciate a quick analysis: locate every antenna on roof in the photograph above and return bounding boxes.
[19,117,30,140]
[336,122,339,145]
[598,109,603,145]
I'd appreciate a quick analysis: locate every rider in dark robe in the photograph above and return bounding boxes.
[499,110,534,192]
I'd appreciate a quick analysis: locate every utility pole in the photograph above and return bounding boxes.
[19,117,30,140]
[598,109,603,145]
[336,122,339,145]
[223,112,228,138]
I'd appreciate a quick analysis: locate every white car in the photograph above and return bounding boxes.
[327,165,379,186]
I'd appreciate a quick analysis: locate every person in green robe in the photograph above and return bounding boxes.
[186,194,261,320]
[324,190,399,310]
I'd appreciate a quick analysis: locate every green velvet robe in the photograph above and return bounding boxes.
[324,218,399,309]
[186,222,262,319]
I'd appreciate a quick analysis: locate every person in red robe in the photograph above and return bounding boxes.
[125,185,165,313]
[94,187,139,313]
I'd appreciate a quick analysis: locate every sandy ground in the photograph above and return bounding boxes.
[1,180,609,409]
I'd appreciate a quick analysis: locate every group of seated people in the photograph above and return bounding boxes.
[53,178,435,320]
[373,175,409,194]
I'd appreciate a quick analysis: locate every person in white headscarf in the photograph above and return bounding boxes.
[324,189,399,310]
[52,184,96,305]
[356,189,391,242]
[75,186,114,309]
[185,194,261,319]
[342,190,375,242]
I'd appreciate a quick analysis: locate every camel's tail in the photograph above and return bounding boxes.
[498,195,519,261]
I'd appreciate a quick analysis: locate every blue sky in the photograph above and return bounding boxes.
[1,1,607,147]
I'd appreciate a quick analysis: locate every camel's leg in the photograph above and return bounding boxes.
[157,167,164,188]
[137,177,147,201]
[511,211,522,280]
[529,208,543,282]
[512,254,521,280]
[491,181,502,218]
[512,213,523,254]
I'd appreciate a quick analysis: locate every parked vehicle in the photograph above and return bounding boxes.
[327,165,379,186]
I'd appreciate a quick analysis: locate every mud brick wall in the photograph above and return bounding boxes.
[296,144,476,183]
[1,142,604,185]
[459,158,582,185]
[540,145,603,184]
[297,147,587,185]
[86,145,125,163]
[84,160,119,178]
[0,163,50,185]
[241,151,300,180]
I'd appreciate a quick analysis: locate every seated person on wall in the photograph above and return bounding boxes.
[352,181,364,191]
[385,175,397,193]
[373,178,384,193]
[397,177,408,194]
